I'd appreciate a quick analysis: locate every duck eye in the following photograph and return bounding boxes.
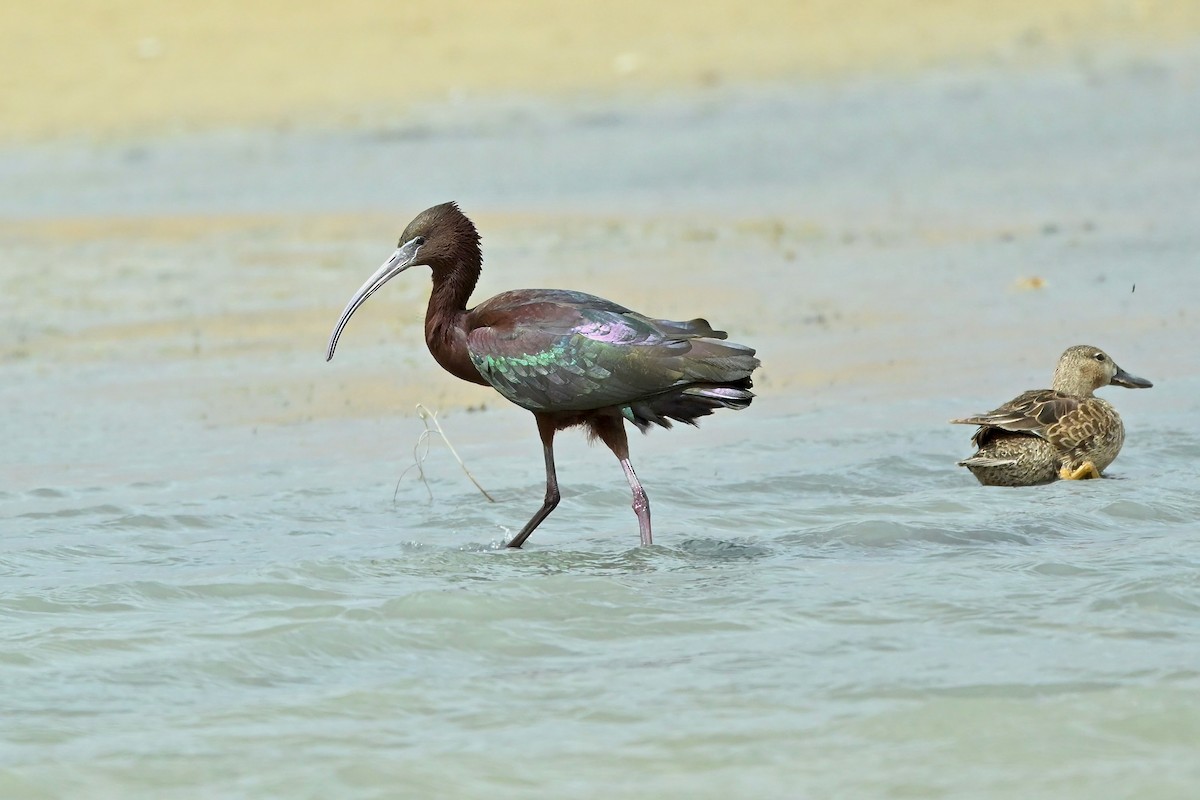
[413,236,426,246]
[1093,352,1106,362]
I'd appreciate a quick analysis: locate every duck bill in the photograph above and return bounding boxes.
[325,239,423,361]
[1111,365,1153,389]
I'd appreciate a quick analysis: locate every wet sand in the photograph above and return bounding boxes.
[5,36,1200,491]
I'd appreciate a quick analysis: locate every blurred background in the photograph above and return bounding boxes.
[5,0,1198,142]
[3,3,1200,799]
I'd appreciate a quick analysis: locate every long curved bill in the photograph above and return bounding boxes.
[1110,365,1153,389]
[325,238,423,361]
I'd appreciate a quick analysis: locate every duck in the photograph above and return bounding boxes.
[951,345,1152,486]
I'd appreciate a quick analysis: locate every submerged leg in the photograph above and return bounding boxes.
[507,415,560,549]
[1060,461,1102,481]
[593,416,652,546]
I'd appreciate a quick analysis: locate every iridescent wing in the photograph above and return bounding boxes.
[464,290,754,413]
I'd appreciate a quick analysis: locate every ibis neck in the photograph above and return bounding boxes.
[423,256,489,386]
[427,255,480,318]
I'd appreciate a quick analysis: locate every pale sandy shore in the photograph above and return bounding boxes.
[4,0,1200,142]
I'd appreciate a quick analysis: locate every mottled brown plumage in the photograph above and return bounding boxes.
[326,202,759,547]
[951,345,1152,486]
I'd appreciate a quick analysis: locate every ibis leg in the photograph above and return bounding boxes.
[620,458,652,546]
[507,415,560,549]
[594,416,652,546]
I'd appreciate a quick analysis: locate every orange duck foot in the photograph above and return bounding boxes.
[1059,461,1102,481]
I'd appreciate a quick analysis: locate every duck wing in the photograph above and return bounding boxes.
[951,389,1082,449]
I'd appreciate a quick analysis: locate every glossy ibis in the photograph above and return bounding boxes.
[951,345,1152,486]
[326,202,759,547]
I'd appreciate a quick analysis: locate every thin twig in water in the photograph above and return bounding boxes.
[395,404,495,504]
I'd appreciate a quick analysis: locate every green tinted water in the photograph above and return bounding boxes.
[3,53,1199,799]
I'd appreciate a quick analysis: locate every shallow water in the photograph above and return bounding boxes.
[4,411,1200,799]
[4,52,1200,798]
